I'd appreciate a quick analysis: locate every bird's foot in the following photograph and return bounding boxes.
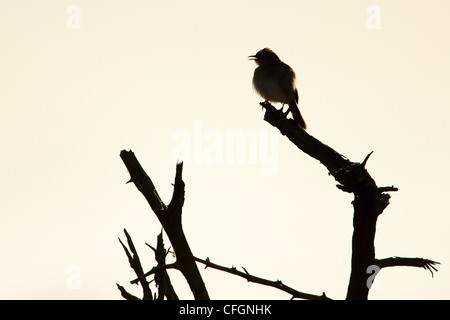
[279,103,286,112]
[278,104,290,117]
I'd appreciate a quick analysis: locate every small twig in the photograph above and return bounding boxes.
[378,186,399,193]
[116,283,140,300]
[130,262,179,285]
[145,242,156,253]
[194,256,331,300]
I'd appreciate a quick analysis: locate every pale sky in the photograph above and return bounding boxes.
[1,1,449,299]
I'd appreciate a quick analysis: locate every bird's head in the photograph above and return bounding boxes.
[248,48,281,65]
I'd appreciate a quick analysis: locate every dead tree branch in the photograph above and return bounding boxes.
[260,101,437,300]
[195,256,331,300]
[375,257,440,277]
[131,262,179,284]
[118,228,153,300]
[148,232,179,300]
[120,150,209,300]
[117,101,438,299]
[116,283,140,300]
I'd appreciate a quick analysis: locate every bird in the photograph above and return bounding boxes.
[249,48,307,129]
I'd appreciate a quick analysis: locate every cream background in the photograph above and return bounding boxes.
[0,0,449,299]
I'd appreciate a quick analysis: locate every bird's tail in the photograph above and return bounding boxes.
[288,100,307,130]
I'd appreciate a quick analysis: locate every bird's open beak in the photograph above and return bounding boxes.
[248,55,256,60]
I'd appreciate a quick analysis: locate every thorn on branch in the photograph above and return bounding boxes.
[145,242,156,253]
[242,267,250,282]
[361,151,374,168]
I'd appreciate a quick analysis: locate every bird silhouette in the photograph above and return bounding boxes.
[249,48,306,129]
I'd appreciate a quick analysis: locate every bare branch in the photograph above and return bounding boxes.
[261,101,350,175]
[168,161,185,217]
[118,229,153,300]
[131,262,179,285]
[261,101,380,299]
[120,150,167,214]
[194,256,331,300]
[116,283,140,300]
[120,150,209,300]
[378,186,399,193]
[154,232,179,300]
[375,257,440,277]
[145,242,156,253]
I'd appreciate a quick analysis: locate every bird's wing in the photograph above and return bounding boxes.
[278,64,297,102]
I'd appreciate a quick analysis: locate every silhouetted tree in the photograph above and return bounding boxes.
[116,101,438,300]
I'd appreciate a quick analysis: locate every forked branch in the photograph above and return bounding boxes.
[120,150,209,300]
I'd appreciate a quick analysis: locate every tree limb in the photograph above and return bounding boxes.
[120,150,210,300]
[118,228,153,300]
[195,256,331,300]
[120,150,166,214]
[261,101,389,300]
[262,101,350,176]
[378,186,399,193]
[375,257,440,277]
[131,262,179,284]
[153,232,179,300]
[116,283,140,300]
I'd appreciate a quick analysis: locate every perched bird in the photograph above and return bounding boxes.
[249,48,307,129]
